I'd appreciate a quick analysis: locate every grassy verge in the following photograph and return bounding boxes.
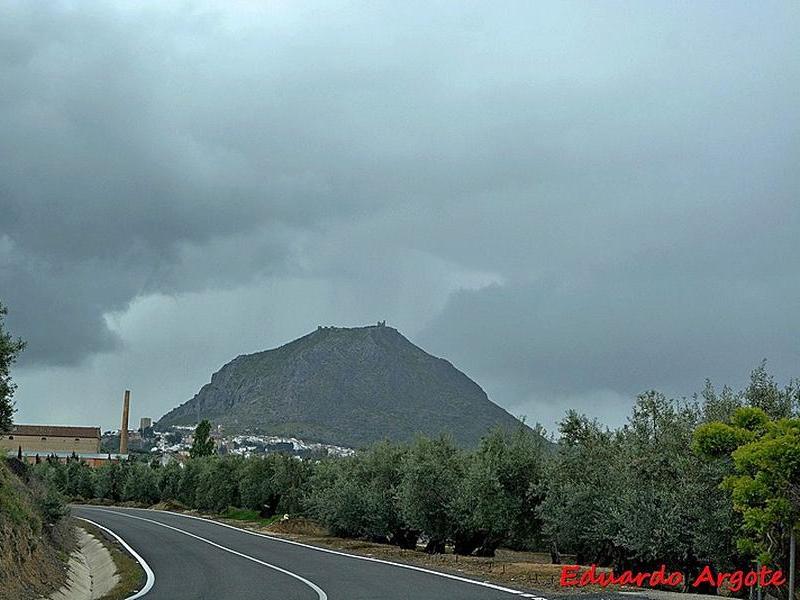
[78,520,146,600]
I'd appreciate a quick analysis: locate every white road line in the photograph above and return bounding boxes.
[77,516,155,600]
[84,505,540,597]
[83,508,327,600]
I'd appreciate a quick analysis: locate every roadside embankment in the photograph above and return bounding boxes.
[0,459,71,600]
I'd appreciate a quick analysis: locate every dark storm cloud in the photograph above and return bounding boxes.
[421,270,800,401]
[0,2,388,362]
[1,1,799,427]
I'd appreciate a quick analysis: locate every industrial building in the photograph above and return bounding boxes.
[2,390,133,466]
[0,424,101,454]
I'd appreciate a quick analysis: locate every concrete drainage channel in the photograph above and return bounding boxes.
[41,527,122,600]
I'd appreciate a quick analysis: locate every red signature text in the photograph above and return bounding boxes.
[560,564,785,592]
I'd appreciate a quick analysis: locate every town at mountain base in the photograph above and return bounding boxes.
[157,324,528,448]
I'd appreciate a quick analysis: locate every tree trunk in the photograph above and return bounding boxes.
[453,530,482,556]
[550,541,561,565]
[259,496,279,518]
[390,527,419,550]
[473,532,502,557]
[424,538,446,554]
[789,528,796,600]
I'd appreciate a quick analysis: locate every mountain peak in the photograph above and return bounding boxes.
[158,324,527,447]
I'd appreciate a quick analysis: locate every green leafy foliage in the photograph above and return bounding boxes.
[694,422,752,457]
[190,420,215,458]
[307,442,408,543]
[0,302,25,433]
[270,453,311,515]
[157,461,183,501]
[540,411,620,564]
[176,459,203,507]
[744,361,798,420]
[399,435,465,553]
[613,392,719,570]
[731,406,771,433]
[122,462,160,504]
[239,454,280,513]
[0,459,72,599]
[195,457,242,512]
[307,457,376,538]
[64,460,97,499]
[453,424,548,554]
[543,392,742,575]
[95,461,129,502]
[697,409,799,563]
[38,487,69,524]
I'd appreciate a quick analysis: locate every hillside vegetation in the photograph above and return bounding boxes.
[0,459,71,600]
[158,324,526,447]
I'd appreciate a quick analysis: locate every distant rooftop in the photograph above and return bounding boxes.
[8,450,128,460]
[9,424,101,439]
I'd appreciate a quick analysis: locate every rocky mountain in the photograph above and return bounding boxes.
[158,324,528,448]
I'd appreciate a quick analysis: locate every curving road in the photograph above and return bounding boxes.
[74,506,547,600]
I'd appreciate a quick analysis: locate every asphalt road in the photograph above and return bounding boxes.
[73,506,546,600]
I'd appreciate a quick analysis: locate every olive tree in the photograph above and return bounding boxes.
[307,443,412,546]
[122,461,160,505]
[453,425,548,556]
[399,435,465,554]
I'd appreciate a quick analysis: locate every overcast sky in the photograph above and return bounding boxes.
[2,1,798,433]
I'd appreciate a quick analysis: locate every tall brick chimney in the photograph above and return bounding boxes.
[120,390,130,455]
